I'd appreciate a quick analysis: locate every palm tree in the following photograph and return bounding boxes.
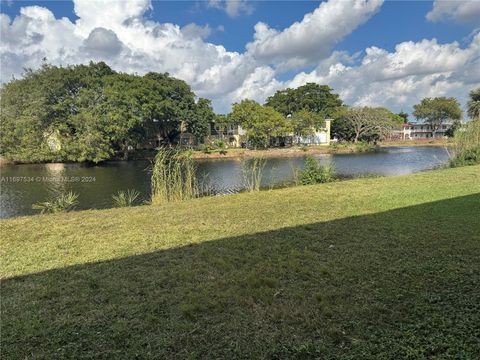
[467,88,480,120]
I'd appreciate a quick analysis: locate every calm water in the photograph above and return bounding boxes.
[0,146,449,218]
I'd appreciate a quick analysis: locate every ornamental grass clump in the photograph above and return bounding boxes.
[242,157,267,192]
[151,147,198,204]
[449,119,480,167]
[112,189,140,207]
[32,191,79,214]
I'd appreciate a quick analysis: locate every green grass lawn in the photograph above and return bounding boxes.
[2,166,480,359]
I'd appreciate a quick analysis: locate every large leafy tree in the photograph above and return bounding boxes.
[229,100,291,149]
[341,107,399,143]
[265,83,342,117]
[187,98,216,141]
[0,62,115,162]
[413,97,462,134]
[331,106,400,142]
[290,110,325,141]
[467,88,480,120]
[0,62,208,162]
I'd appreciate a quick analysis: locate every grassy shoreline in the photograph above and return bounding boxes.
[2,165,479,358]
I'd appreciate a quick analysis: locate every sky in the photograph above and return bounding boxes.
[0,0,479,116]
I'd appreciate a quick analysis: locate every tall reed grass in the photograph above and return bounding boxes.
[242,157,267,192]
[151,148,198,204]
[449,119,480,167]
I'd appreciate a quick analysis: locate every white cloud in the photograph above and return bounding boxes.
[83,27,123,58]
[181,23,224,40]
[207,0,254,18]
[0,0,477,115]
[283,33,480,113]
[426,0,480,24]
[246,0,383,68]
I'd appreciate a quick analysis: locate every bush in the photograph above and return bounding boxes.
[298,156,335,185]
[355,140,376,153]
[32,191,79,214]
[112,189,140,207]
[201,144,213,154]
[450,119,480,167]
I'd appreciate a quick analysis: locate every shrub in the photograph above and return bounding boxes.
[112,189,140,207]
[355,140,376,153]
[298,156,335,185]
[201,144,213,154]
[449,119,480,167]
[151,147,198,204]
[32,191,79,214]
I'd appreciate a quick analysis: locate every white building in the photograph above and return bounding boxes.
[395,121,456,140]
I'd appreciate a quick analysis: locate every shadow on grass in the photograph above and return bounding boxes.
[3,194,480,359]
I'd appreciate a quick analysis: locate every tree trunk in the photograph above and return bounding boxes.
[354,132,360,143]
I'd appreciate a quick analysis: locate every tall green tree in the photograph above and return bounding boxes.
[0,62,207,162]
[342,107,399,143]
[397,111,409,123]
[187,98,215,141]
[413,97,462,134]
[467,88,480,120]
[290,110,325,142]
[265,83,342,117]
[229,100,291,149]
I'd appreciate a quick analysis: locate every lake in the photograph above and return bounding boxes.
[0,146,449,218]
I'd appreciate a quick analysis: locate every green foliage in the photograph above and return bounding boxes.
[112,189,141,207]
[291,109,325,140]
[229,100,291,149]
[413,97,463,132]
[151,148,198,204]
[32,191,79,214]
[187,98,216,141]
[450,119,480,167]
[331,107,356,142]
[397,111,409,123]
[298,156,335,185]
[355,140,377,153]
[341,107,399,143]
[265,83,342,117]
[242,157,267,191]
[467,88,480,120]
[332,107,404,142]
[0,62,210,163]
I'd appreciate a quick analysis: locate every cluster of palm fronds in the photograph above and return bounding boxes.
[32,191,79,214]
[112,189,140,207]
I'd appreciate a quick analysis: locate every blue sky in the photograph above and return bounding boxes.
[1,0,479,114]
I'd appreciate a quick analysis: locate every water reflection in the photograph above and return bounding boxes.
[0,146,449,218]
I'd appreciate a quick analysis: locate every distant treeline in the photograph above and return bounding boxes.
[2,61,471,163]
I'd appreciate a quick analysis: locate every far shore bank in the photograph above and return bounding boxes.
[192,139,451,159]
[0,139,451,165]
